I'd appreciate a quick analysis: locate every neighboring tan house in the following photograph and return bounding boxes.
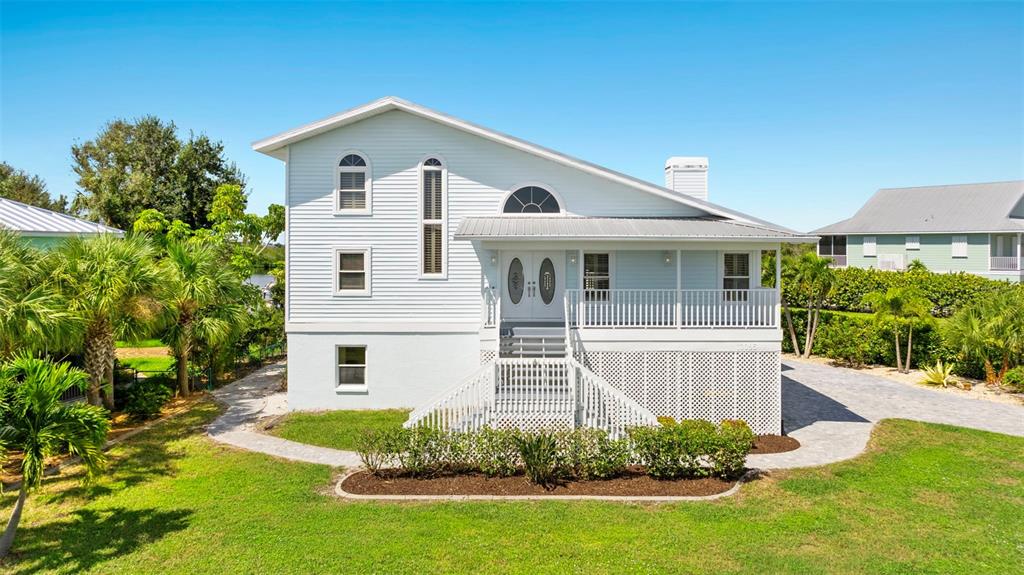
[253,97,816,435]
[0,196,124,248]
[813,181,1024,282]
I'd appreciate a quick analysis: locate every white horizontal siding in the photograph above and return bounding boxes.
[614,251,676,289]
[287,110,709,323]
[680,251,718,289]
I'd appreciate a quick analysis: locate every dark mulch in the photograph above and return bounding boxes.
[751,434,801,454]
[342,469,737,497]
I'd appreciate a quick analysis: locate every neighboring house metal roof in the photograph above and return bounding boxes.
[252,96,803,234]
[0,197,124,236]
[456,216,817,242]
[812,181,1024,235]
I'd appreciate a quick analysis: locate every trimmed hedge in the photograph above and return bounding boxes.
[784,267,1019,317]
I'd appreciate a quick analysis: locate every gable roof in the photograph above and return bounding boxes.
[457,216,816,242]
[0,197,124,236]
[812,181,1024,235]
[252,96,800,234]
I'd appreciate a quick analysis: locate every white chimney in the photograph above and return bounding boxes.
[664,156,709,201]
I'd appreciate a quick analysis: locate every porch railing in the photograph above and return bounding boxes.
[483,287,500,327]
[990,256,1021,271]
[564,288,778,329]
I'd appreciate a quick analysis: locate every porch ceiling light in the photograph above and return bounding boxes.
[663,251,673,265]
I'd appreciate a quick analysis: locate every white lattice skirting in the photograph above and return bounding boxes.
[480,350,496,365]
[578,350,781,435]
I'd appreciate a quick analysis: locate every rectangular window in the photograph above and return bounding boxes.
[818,236,833,256]
[724,252,749,290]
[583,253,610,290]
[863,236,877,257]
[334,248,370,295]
[420,162,445,277]
[336,346,366,388]
[906,235,920,250]
[952,235,968,258]
[833,235,847,256]
[337,170,367,211]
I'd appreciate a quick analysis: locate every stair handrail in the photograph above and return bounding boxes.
[404,362,495,430]
[568,358,659,437]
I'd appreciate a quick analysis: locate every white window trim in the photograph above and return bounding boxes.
[906,235,920,250]
[334,150,372,216]
[418,155,448,279]
[952,235,968,259]
[721,252,752,290]
[332,246,371,297]
[498,181,567,217]
[335,344,368,393]
[582,251,614,291]
[863,236,877,257]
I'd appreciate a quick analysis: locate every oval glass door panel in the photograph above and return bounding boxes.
[539,258,556,304]
[508,258,524,304]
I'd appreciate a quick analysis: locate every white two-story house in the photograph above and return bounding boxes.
[254,97,815,435]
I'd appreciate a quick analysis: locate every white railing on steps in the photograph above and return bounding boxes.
[404,358,658,437]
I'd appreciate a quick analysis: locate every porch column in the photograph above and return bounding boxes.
[1018,233,1022,272]
[775,245,782,328]
[675,249,682,328]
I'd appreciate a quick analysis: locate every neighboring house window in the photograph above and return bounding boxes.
[818,235,847,265]
[863,236,877,257]
[952,235,968,258]
[503,186,560,214]
[334,247,370,295]
[337,153,370,213]
[336,346,366,388]
[420,157,446,277]
[906,236,920,250]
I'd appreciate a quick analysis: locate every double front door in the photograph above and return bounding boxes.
[502,251,565,321]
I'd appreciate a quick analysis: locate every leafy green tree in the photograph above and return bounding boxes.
[862,287,932,373]
[792,252,836,358]
[49,235,163,408]
[0,231,79,357]
[0,356,109,558]
[159,241,246,396]
[0,163,68,213]
[71,117,243,229]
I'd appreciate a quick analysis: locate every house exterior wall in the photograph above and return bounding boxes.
[843,233,1021,281]
[286,110,709,326]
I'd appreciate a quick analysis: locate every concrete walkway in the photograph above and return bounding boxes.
[207,362,361,468]
[749,359,1024,469]
[208,359,1024,472]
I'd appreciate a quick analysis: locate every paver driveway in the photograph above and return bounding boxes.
[747,359,1024,469]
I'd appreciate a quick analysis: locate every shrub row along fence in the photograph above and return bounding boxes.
[784,267,1021,317]
[357,419,755,488]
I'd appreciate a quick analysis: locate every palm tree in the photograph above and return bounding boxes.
[948,290,1024,385]
[793,252,836,358]
[160,241,246,396]
[49,235,163,408]
[862,287,932,373]
[0,231,79,357]
[946,302,999,383]
[0,356,109,558]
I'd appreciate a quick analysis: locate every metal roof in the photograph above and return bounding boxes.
[0,197,124,236]
[813,181,1024,235]
[456,216,816,242]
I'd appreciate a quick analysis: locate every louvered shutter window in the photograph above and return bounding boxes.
[863,236,877,257]
[421,158,445,275]
[723,253,751,290]
[337,154,368,211]
[952,235,968,258]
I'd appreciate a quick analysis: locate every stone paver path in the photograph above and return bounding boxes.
[749,359,1024,469]
[207,362,361,468]
[208,359,1024,472]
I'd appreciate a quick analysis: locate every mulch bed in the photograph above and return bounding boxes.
[342,469,737,497]
[751,434,800,454]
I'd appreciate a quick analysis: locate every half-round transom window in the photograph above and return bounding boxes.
[503,186,560,214]
[339,154,366,167]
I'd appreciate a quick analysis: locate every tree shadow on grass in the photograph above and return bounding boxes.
[4,506,192,574]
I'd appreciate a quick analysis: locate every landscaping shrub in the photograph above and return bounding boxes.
[469,427,521,477]
[713,420,755,478]
[123,376,174,420]
[629,419,719,480]
[557,428,630,480]
[920,360,957,388]
[355,428,406,476]
[397,427,448,477]
[1004,367,1024,393]
[516,432,564,488]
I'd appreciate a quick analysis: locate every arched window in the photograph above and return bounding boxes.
[503,186,560,214]
[337,153,370,213]
[420,157,446,277]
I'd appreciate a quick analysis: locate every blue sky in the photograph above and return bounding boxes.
[2,1,1022,232]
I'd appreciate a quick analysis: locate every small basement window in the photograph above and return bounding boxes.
[336,346,366,388]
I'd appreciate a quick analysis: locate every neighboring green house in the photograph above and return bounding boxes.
[0,196,123,248]
[812,181,1024,282]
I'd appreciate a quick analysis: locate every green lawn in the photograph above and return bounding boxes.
[118,356,174,373]
[2,403,1022,574]
[115,339,165,348]
[267,409,409,450]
